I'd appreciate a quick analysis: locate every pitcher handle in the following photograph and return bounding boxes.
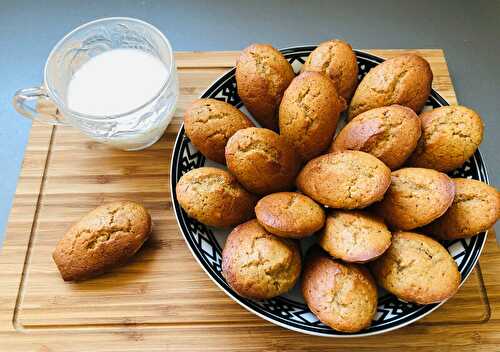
[13,86,67,125]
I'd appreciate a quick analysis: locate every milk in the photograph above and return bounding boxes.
[67,49,168,115]
[66,48,177,150]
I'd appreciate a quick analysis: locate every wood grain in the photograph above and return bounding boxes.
[0,50,498,351]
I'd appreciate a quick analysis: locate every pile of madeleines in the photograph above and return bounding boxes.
[176,40,500,333]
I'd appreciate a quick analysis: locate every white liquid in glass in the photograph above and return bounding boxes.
[65,48,176,150]
[67,48,168,115]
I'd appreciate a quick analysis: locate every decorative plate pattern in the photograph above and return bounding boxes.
[170,47,489,337]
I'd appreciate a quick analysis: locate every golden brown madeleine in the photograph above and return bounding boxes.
[184,99,254,164]
[255,192,325,238]
[176,167,257,228]
[407,106,484,172]
[375,167,455,230]
[301,39,358,100]
[279,71,346,161]
[52,201,152,281]
[371,231,460,304]
[331,105,421,169]
[318,210,391,263]
[222,219,301,300]
[302,247,377,333]
[236,44,295,130]
[348,54,433,120]
[225,127,300,195]
[296,150,391,209]
[424,178,500,239]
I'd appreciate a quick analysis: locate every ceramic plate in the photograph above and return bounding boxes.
[170,46,489,337]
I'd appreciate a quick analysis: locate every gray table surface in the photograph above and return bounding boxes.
[1,0,499,245]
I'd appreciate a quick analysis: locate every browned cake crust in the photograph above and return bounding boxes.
[407,106,484,172]
[348,54,433,120]
[255,192,325,238]
[302,247,378,333]
[370,231,461,305]
[424,178,500,239]
[375,167,455,230]
[176,167,257,228]
[236,44,295,130]
[222,219,301,300]
[296,150,391,209]
[183,99,254,164]
[331,105,421,169]
[52,201,152,281]
[279,71,346,161]
[318,210,391,263]
[225,127,300,195]
[301,39,359,100]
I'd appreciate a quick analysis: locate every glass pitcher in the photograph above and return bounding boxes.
[13,17,179,151]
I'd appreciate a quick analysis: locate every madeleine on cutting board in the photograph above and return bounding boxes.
[348,54,432,120]
[52,201,152,281]
[236,44,295,130]
[279,71,346,161]
[301,39,359,100]
[331,105,421,169]
[183,99,254,164]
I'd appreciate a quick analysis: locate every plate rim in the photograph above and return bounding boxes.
[169,47,489,337]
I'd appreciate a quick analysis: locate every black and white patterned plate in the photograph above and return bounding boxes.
[170,46,489,337]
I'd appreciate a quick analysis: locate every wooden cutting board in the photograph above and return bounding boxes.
[1,50,499,351]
